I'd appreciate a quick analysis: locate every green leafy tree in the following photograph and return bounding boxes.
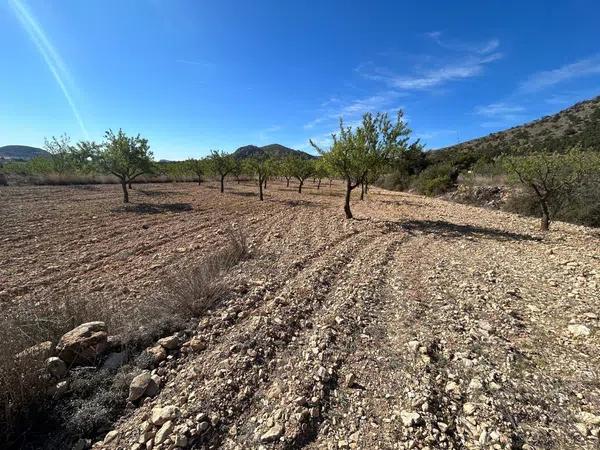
[502,149,595,230]
[314,158,330,190]
[289,157,314,193]
[73,140,100,174]
[208,150,234,193]
[245,157,273,201]
[44,134,74,174]
[94,129,154,203]
[231,159,244,184]
[311,111,414,218]
[280,156,296,187]
[186,158,206,185]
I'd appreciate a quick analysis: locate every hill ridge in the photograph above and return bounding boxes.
[0,145,49,160]
[435,95,600,160]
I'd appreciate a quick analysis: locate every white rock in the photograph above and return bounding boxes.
[154,420,173,444]
[578,411,600,426]
[260,423,284,442]
[400,411,422,427]
[151,405,180,426]
[568,324,591,337]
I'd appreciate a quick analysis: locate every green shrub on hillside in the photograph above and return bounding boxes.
[415,163,455,196]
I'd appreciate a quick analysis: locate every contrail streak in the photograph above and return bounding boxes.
[9,0,88,138]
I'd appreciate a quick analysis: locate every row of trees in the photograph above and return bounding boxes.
[197,111,422,218]
[27,112,423,218]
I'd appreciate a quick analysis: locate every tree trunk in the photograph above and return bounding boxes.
[540,200,550,231]
[298,180,303,194]
[220,175,225,193]
[344,179,353,219]
[237,177,241,184]
[329,179,332,188]
[360,182,365,201]
[317,179,321,190]
[121,182,129,203]
[286,178,290,187]
[198,176,202,185]
[259,175,264,201]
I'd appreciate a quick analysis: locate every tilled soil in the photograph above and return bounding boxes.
[1,181,599,449]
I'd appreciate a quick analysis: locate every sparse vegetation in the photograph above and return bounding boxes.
[0,225,248,447]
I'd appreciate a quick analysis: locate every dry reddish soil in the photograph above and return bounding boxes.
[1,180,599,449]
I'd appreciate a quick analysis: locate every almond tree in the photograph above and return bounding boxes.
[231,159,243,184]
[502,149,595,231]
[44,134,74,174]
[208,150,234,193]
[280,156,295,187]
[94,129,154,203]
[314,158,329,190]
[245,157,272,201]
[311,111,413,218]
[290,157,314,193]
[186,158,206,185]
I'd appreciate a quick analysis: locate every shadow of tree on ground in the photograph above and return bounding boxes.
[113,202,193,214]
[380,219,541,242]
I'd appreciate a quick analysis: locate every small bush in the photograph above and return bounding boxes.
[415,163,455,196]
[377,171,414,191]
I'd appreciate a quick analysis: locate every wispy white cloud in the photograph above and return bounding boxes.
[175,59,216,69]
[9,0,88,137]
[475,102,525,117]
[304,91,404,129]
[357,34,502,91]
[474,102,526,127]
[366,54,501,90]
[415,128,457,141]
[425,31,499,55]
[519,55,600,93]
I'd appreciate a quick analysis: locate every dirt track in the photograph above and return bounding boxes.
[1,180,599,449]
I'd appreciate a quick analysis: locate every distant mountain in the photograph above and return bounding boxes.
[0,145,49,160]
[233,144,315,159]
[433,95,600,163]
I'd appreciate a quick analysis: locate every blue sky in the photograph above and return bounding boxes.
[2,0,600,160]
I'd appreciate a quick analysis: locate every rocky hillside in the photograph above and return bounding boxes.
[233,144,315,159]
[0,145,49,160]
[434,95,600,162]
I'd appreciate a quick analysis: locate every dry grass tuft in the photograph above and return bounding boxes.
[162,226,248,316]
[0,226,248,446]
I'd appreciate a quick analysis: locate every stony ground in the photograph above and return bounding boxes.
[1,180,599,449]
